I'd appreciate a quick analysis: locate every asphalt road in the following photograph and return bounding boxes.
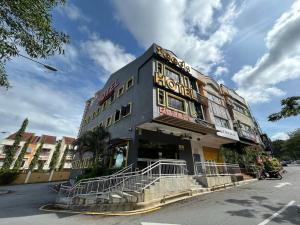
[0,166,299,225]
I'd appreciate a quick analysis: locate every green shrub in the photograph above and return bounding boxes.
[264,158,282,172]
[0,169,20,185]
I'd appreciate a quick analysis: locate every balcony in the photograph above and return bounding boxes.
[237,128,257,142]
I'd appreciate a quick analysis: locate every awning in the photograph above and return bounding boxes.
[153,115,217,135]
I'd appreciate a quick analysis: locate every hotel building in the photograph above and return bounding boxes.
[0,132,75,170]
[76,44,267,174]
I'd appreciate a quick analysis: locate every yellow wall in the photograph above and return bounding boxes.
[11,171,70,185]
[203,146,224,163]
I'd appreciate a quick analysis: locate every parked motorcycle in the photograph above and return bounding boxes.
[259,169,282,180]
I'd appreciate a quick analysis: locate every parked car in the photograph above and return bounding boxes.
[281,161,288,167]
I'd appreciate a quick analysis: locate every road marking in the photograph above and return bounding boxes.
[141,223,180,225]
[257,200,295,225]
[274,182,292,188]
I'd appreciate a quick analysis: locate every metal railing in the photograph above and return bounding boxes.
[194,162,241,176]
[58,159,187,205]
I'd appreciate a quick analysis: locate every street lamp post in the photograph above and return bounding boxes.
[18,54,58,72]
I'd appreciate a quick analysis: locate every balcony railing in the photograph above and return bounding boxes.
[194,162,241,176]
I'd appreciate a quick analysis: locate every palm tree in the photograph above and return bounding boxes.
[74,126,111,168]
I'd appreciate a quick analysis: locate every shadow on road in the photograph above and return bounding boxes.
[225,195,300,224]
[0,182,75,219]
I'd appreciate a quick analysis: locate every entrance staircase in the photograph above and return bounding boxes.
[57,160,207,211]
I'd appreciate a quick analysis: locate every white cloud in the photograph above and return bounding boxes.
[113,0,240,73]
[217,79,226,85]
[215,66,229,76]
[57,3,90,22]
[271,132,289,141]
[0,46,98,140]
[233,0,300,104]
[81,36,135,82]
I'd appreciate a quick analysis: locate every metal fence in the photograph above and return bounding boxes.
[58,159,187,205]
[194,162,241,176]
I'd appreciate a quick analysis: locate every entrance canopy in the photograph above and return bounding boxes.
[137,121,238,149]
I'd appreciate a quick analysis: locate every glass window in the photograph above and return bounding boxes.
[114,109,121,122]
[157,62,163,74]
[215,116,229,129]
[106,116,112,127]
[165,67,180,83]
[26,146,33,153]
[184,76,190,87]
[195,103,205,120]
[121,103,132,117]
[208,93,222,105]
[110,91,115,102]
[157,89,165,105]
[210,101,228,118]
[167,94,185,112]
[118,85,124,97]
[126,77,133,89]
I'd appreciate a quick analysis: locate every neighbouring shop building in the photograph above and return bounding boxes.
[74,44,268,174]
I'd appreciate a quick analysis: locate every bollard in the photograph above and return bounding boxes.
[297,204,300,213]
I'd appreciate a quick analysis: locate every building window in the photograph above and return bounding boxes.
[184,76,190,88]
[240,122,252,132]
[99,122,103,127]
[114,109,121,122]
[102,100,107,111]
[195,103,205,120]
[234,103,249,116]
[167,93,186,112]
[157,89,165,106]
[214,116,229,129]
[106,116,112,127]
[156,61,163,74]
[118,85,125,97]
[126,77,134,90]
[207,93,222,105]
[165,67,180,83]
[121,103,132,117]
[26,146,33,153]
[209,98,228,119]
[110,91,115,103]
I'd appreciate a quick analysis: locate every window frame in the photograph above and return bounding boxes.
[214,116,230,129]
[164,65,181,83]
[117,85,125,97]
[126,76,134,90]
[157,88,166,106]
[121,102,132,118]
[156,61,163,74]
[166,92,187,113]
[114,109,121,123]
[106,116,112,127]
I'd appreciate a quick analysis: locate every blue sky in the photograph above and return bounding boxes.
[0,0,299,141]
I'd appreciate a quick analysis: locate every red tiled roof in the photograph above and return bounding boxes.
[41,135,56,144]
[31,136,40,144]
[7,132,35,142]
[63,136,75,145]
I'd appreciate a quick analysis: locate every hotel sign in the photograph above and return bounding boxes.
[216,126,239,141]
[154,72,197,100]
[156,46,190,73]
[159,107,193,122]
[97,80,119,105]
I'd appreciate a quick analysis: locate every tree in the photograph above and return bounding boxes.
[271,140,285,159]
[13,136,33,170]
[0,0,69,89]
[49,141,61,171]
[283,129,300,160]
[268,96,300,121]
[74,126,111,168]
[2,118,28,169]
[29,141,44,171]
[59,145,69,171]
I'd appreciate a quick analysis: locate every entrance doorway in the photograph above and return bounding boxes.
[137,139,180,169]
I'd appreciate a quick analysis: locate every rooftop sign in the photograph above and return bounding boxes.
[156,46,190,73]
[97,80,119,105]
